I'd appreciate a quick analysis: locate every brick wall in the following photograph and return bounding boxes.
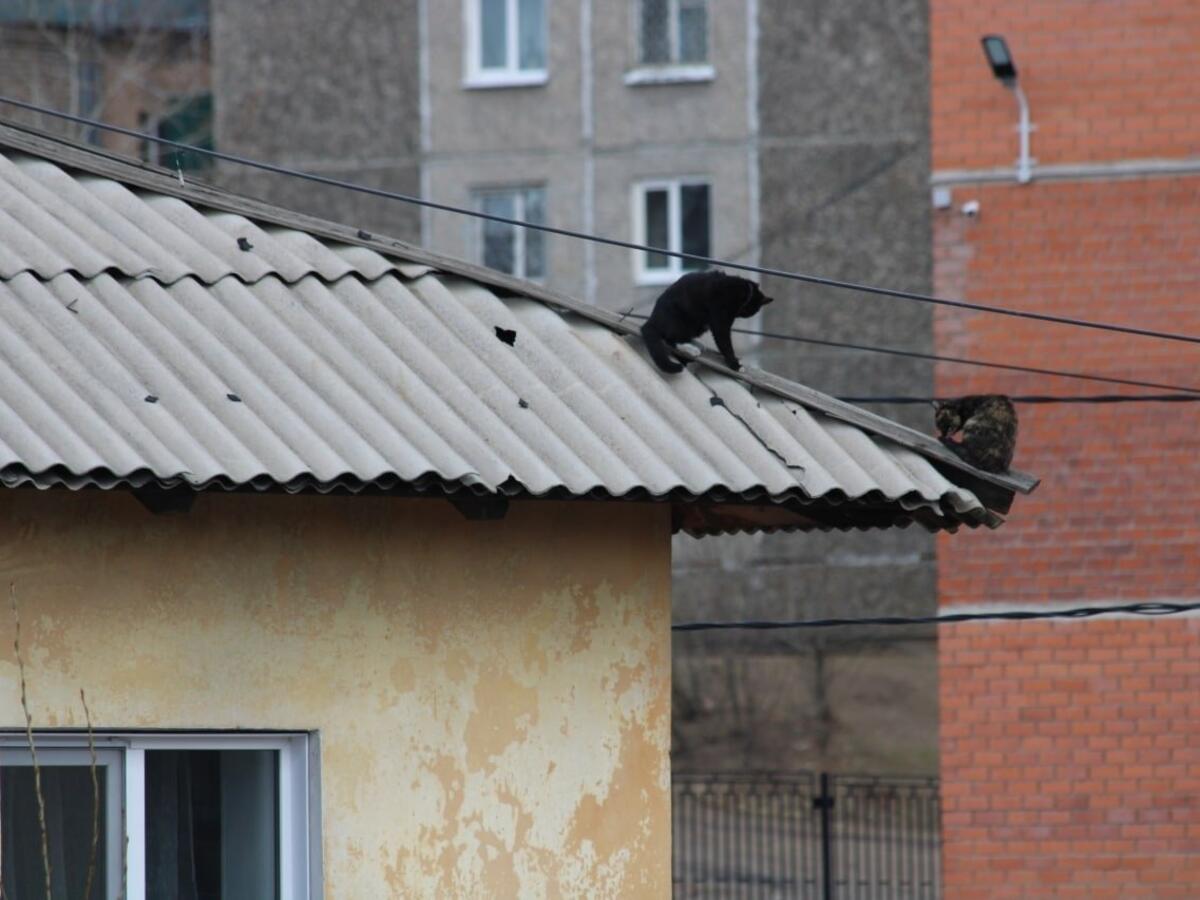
[940,619,1200,899]
[932,1,1200,895]
[934,178,1200,605]
[932,1,1200,170]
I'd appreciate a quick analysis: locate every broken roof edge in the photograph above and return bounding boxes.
[0,119,1037,501]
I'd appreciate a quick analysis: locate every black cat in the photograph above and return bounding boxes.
[934,394,1018,473]
[640,271,774,374]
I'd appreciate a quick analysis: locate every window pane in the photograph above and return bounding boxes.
[480,192,518,274]
[644,188,670,270]
[678,2,708,63]
[146,750,279,900]
[640,0,670,64]
[680,183,710,270]
[158,94,214,173]
[2,765,107,899]
[517,0,546,70]
[480,0,508,69]
[522,188,546,279]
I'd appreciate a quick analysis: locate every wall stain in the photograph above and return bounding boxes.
[0,492,672,897]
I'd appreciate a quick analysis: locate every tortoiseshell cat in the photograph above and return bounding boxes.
[934,394,1018,473]
[640,271,774,374]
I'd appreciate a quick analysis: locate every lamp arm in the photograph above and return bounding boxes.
[1012,84,1033,183]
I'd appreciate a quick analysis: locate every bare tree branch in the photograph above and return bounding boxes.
[81,689,99,900]
[11,584,51,900]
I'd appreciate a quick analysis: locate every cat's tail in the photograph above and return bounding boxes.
[640,322,686,374]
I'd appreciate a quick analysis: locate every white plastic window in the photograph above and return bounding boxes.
[474,186,547,280]
[640,0,708,65]
[633,179,711,284]
[0,734,313,900]
[469,0,547,86]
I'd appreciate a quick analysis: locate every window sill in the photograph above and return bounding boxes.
[635,268,684,287]
[623,64,715,87]
[464,70,549,90]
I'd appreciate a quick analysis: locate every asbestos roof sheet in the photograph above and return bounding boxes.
[0,123,1035,535]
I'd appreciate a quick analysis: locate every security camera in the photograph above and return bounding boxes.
[960,200,980,218]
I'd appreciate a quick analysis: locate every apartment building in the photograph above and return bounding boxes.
[212,0,938,775]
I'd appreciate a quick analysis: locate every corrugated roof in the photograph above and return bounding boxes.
[0,122,1036,535]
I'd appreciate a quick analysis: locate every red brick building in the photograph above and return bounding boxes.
[931,2,1200,896]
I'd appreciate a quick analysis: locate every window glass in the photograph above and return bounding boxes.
[477,189,546,279]
[645,189,671,270]
[680,183,710,269]
[523,188,547,279]
[517,0,546,70]
[640,0,670,64]
[1,739,301,900]
[1,764,107,899]
[146,749,279,900]
[480,192,518,274]
[480,0,508,69]
[156,93,214,172]
[678,1,708,63]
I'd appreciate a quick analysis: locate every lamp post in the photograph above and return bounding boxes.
[981,35,1033,184]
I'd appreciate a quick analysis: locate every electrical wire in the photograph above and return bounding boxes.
[614,312,1200,395]
[736,325,1200,394]
[842,393,1200,405]
[7,95,1200,348]
[671,601,1200,632]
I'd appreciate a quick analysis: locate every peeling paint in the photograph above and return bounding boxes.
[0,492,673,897]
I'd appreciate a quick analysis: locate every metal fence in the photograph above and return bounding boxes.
[672,771,941,899]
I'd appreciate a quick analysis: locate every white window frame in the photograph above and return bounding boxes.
[0,732,316,900]
[627,0,713,84]
[464,0,549,89]
[632,178,711,286]
[472,185,548,281]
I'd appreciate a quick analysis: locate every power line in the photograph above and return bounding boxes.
[6,95,1200,349]
[616,312,1200,395]
[671,601,1200,632]
[843,393,1200,405]
[738,325,1200,394]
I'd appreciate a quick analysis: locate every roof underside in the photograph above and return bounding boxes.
[0,123,1032,536]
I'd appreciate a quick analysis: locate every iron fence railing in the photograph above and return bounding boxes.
[672,771,940,899]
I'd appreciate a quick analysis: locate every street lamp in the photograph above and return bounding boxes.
[980,35,1032,184]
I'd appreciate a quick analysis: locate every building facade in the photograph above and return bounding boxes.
[207,0,941,776]
[3,493,673,897]
[0,2,210,163]
[931,2,1200,894]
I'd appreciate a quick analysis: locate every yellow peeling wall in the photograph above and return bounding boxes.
[0,491,672,898]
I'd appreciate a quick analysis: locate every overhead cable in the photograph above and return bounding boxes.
[671,601,1200,632]
[6,95,1200,348]
[734,325,1200,394]
[614,312,1200,395]
[843,393,1200,405]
